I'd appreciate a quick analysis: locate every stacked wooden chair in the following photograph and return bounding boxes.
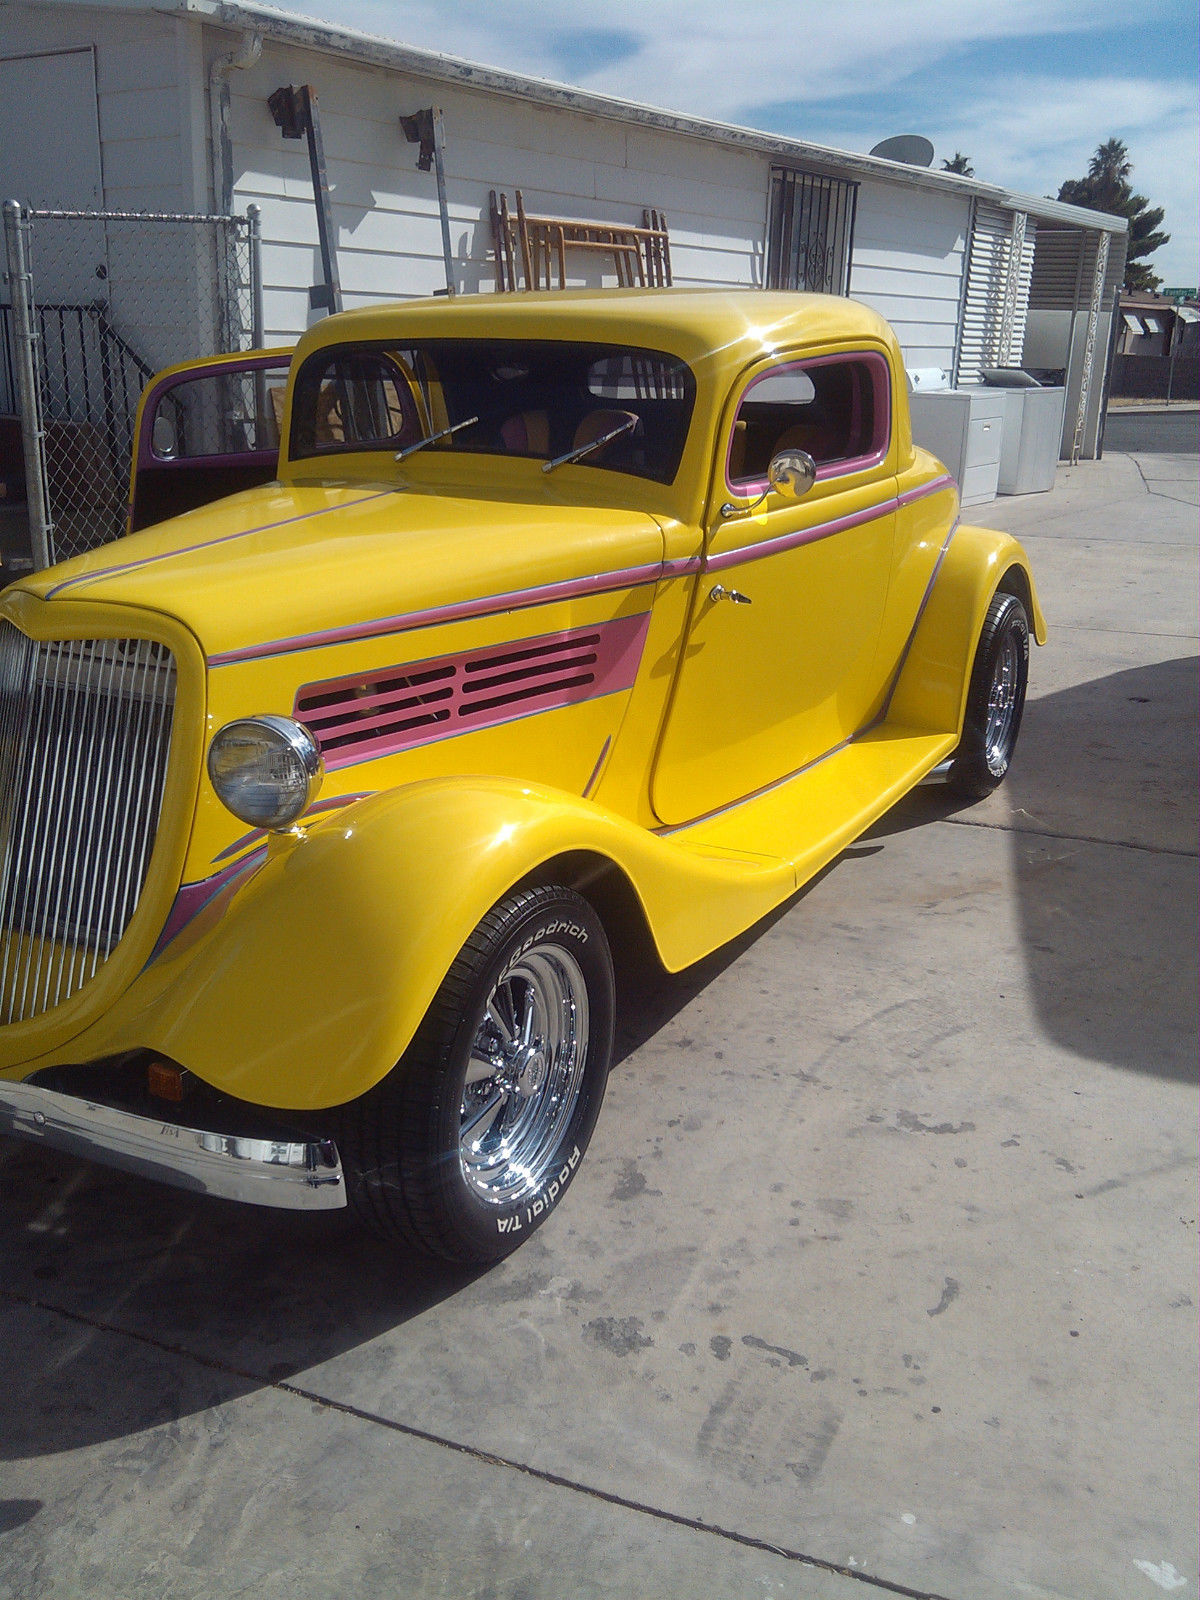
[490,191,672,292]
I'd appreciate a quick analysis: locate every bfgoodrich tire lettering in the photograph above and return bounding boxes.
[948,591,1030,799]
[338,885,614,1263]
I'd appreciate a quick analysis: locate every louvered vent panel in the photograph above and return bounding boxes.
[0,622,175,1024]
[1030,227,1085,311]
[1029,225,1124,314]
[296,663,455,760]
[295,615,649,770]
[459,634,599,717]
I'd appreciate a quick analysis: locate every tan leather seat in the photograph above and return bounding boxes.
[727,418,748,482]
[499,410,550,455]
[773,421,836,463]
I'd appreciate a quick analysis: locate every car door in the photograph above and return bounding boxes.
[128,349,293,533]
[651,347,899,825]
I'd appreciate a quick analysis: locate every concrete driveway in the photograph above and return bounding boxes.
[0,415,1196,1600]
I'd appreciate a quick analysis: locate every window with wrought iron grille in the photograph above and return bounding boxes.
[766,169,858,295]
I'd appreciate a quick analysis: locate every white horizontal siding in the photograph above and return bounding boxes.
[226,35,768,338]
[849,181,969,371]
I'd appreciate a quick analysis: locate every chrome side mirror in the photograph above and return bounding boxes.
[721,448,818,517]
[151,411,178,459]
[767,449,817,501]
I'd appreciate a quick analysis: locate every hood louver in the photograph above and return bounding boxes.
[295,613,650,769]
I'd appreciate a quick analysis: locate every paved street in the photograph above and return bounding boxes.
[1104,404,1198,456]
[0,413,1196,1600]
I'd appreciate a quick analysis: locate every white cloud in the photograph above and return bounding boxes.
[888,77,1198,285]
[310,0,1134,110]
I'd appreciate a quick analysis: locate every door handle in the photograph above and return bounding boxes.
[709,584,752,605]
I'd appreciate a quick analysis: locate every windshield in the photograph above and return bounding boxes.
[289,338,696,484]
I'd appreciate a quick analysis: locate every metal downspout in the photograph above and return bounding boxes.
[209,30,263,217]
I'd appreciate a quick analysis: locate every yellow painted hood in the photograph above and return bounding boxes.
[14,476,667,659]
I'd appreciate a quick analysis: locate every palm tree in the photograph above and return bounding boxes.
[941,152,974,177]
[1058,138,1169,292]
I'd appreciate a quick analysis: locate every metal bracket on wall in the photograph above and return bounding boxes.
[268,83,342,315]
[998,210,1028,365]
[1072,230,1110,464]
[400,107,454,296]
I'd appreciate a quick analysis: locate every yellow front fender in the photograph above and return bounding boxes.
[34,779,791,1110]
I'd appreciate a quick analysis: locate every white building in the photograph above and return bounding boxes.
[1,0,1127,464]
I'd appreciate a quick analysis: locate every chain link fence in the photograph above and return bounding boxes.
[3,206,262,569]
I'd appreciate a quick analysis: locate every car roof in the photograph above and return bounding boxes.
[293,288,897,378]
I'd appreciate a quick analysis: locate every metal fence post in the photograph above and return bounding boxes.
[432,108,454,296]
[246,202,264,349]
[3,200,52,570]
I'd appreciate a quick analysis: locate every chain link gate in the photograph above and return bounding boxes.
[3,205,263,570]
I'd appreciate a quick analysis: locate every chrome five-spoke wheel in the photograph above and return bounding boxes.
[949,590,1030,799]
[983,625,1023,777]
[338,884,614,1263]
[460,943,589,1204]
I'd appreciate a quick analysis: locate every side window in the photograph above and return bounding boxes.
[148,365,290,461]
[291,351,422,455]
[727,355,889,490]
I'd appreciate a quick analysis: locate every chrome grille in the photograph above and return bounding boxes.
[0,622,176,1024]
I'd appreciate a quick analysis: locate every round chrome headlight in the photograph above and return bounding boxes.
[207,715,323,831]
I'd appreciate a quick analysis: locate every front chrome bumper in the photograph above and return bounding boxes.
[0,1080,346,1211]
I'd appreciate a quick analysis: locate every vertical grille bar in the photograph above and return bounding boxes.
[0,622,176,1025]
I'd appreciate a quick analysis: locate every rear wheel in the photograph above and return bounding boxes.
[339,885,614,1263]
[948,591,1030,799]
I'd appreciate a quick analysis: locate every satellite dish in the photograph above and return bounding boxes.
[869,135,935,168]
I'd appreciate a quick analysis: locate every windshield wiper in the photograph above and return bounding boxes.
[542,415,639,474]
[395,414,480,460]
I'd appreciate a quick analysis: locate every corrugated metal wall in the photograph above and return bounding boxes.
[1024,221,1127,458]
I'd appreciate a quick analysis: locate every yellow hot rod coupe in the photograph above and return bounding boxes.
[0,290,1043,1262]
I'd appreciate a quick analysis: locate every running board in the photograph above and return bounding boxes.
[668,724,958,885]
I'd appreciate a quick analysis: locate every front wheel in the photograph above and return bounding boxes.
[338,885,614,1263]
[948,591,1030,799]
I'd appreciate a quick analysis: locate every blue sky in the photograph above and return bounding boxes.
[297,0,1197,286]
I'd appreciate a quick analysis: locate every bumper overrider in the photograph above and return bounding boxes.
[0,1080,346,1210]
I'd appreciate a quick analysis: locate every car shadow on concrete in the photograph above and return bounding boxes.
[867,654,1199,1085]
[0,872,840,1466]
[0,1134,479,1459]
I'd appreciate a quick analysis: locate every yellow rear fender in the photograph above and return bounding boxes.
[84,780,791,1111]
[886,522,1046,736]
